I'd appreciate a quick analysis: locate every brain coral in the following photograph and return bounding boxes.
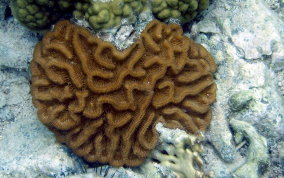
[31,20,217,167]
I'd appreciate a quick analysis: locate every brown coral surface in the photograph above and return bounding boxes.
[31,20,217,167]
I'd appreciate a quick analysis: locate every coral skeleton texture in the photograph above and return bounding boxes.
[31,20,216,166]
[151,127,208,178]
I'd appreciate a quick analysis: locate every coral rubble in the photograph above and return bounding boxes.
[30,19,216,166]
[230,119,269,178]
[151,124,209,178]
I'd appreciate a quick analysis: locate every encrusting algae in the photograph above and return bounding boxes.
[30,19,217,167]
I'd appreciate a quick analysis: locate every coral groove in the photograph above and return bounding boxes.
[31,20,216,166]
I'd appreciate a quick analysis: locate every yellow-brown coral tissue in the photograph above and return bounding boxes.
[31,19,217,167]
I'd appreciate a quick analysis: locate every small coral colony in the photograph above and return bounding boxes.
[11,0,216,173]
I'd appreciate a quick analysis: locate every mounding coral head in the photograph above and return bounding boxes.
[10,0,75,31]
[151,0,209,24]
[73,0,147,30]
[30,19,217,166]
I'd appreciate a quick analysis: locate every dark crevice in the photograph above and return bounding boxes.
[0,67,30,79]
[4,6,12,20]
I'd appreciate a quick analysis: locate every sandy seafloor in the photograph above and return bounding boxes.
[0,0,284,177]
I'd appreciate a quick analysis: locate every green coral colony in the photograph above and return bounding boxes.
[73,0,147,30]
[10,0,74,31]
[10,0,209,30]
[151,0,209,23]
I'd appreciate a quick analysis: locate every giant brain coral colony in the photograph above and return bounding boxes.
[30,20,217,166]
